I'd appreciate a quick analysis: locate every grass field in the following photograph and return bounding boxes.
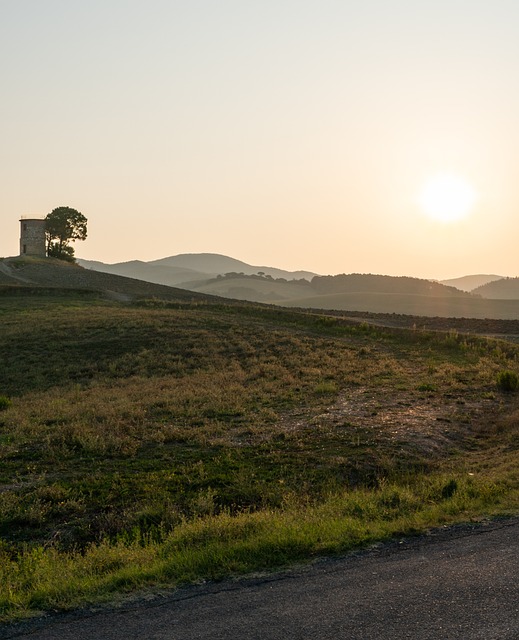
[1,290,519,622]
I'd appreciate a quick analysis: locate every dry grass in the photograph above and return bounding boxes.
[1,292,519,621]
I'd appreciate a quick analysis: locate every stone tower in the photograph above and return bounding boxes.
[20,218,46,257]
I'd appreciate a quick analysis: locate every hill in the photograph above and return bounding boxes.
[180,271,479,310]
[78,258,213,288]
[473,277,519,299]
[311,273,469,297]
[185,274,312,302]
[148,252,317,280]
[0,256,213,302]
[2,276,519,622]
[78,253,317,288]
[440,274,504,292]
[75,258,519,319]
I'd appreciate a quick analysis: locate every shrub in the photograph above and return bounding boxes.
[314,381,338,395]
[496,370,519,393]
[0,396,11,411]
[417,383,436,392]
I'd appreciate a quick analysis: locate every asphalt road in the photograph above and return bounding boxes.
[3,518,519,640]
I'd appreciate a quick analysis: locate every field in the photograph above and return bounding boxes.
[2,290,519,622]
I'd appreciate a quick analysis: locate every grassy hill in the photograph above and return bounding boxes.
[78,259,213,288]
[0,256,214,302]
[2,269,519,622]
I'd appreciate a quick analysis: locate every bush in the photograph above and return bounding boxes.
[496,370,519,393]
[0,395,11,411]
[314,381,338,395]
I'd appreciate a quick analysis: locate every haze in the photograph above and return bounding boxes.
[1,1,518,280]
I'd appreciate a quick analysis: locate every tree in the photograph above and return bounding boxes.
[45,206,87,261]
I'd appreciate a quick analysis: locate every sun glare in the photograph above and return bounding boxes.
[419,173,477,223]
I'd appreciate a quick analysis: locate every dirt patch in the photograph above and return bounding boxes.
[276,385,499,461]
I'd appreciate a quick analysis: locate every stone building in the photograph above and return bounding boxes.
[20,218,46,257]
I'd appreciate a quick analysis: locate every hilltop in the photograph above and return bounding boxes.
[0,256,213,302]
[78,252,316,288]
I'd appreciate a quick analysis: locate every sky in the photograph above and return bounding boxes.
[1,0,519,279]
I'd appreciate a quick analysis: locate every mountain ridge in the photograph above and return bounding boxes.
[439,274,504,292]
[4,255,519,319]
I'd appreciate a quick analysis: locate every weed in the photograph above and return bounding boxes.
[314,381,338,395]
[0,396,10,411]
[417,383,436,392]
[496,370,519,393]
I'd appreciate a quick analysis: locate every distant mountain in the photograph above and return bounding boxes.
[78,258,478,308]
[187,274,312,302]
[78,253,317,289]
[189,271,477,311]
[311,274,471,297]
[472,277,519,299]
[440,274,504,292]
[148,253,317,280]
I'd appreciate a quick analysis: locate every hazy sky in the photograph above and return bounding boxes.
[2,1,518,279]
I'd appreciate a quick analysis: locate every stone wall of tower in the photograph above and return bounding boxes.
[20,219,46,257]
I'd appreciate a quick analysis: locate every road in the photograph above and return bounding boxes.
[2,518,519,640]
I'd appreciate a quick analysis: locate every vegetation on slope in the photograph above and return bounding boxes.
[1,290,519,622]
[473,277,519,299]
[311,273,471,297]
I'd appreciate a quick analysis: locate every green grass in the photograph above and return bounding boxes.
[2,469,518,622]
[1,291,519,622]
[497,370,519,392]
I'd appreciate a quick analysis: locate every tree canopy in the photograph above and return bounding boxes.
[45,207,87,262]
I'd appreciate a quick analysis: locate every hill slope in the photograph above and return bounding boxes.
[78,258,213,288]
[148,253,317,280]
[473,277,519,299]
[2,277,519,623]
[311,273,470,297]
[79,253,317,288]
[0,257,213,302]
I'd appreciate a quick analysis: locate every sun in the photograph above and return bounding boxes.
[419,173,477,223]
